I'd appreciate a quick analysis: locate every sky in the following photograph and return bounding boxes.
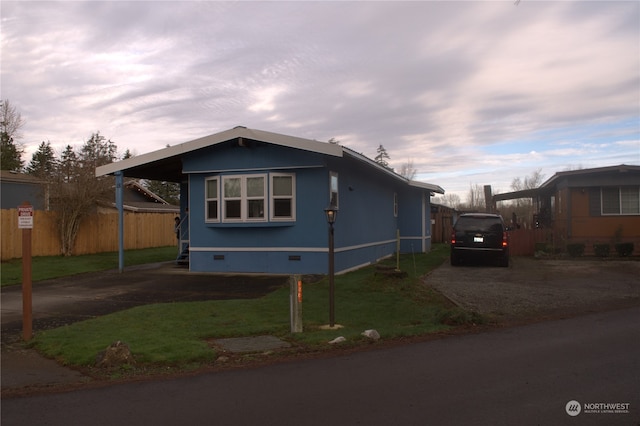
[2,0,639,200]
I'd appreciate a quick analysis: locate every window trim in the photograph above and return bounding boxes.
[222,174,267,222]
[393,192,398,217]
[329,171,339,208]
[270,173,296,221]
[205,177,219,223]
[206,173,297,224]
[601,186,640,215]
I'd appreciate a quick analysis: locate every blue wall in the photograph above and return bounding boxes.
[182,141,432,274]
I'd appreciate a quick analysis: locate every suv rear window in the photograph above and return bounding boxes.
[454,217,503,233]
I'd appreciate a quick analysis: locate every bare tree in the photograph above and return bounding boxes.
[49,133,118,255]
[465,183,485,211]
[398,159,417,180]
[433,193,461,209]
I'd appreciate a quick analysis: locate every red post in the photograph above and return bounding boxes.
[18,202,33,341]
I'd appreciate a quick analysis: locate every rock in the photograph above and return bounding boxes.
[216,355,230,363]
[328,336,346,344]
[361,329,381,341]
[95,341,135,368]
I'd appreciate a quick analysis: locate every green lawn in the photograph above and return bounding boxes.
[31,244,482,372]
[1,246,177,287]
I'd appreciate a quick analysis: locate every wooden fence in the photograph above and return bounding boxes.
[1,209,177,260]
[508,228,551,256]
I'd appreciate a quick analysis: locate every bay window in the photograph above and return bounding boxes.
[207,173,295,223]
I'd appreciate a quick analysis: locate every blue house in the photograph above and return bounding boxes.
[96,127,444,274]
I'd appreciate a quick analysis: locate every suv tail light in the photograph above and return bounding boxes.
[502,231,508,247]
[450,230,456,245]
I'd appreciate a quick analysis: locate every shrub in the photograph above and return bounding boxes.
[566,243,585,257]
[593,243,610,257]
[535,242,551,253]
[614,243,634,257]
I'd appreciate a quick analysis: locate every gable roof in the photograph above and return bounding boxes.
[539,164,640,189]
[493,164,640,202]
[96,126,444,194]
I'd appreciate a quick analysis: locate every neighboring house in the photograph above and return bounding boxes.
[97,180,179,214]
[494,164,640,253]
[96,126,445,274]
[0,170,47,210]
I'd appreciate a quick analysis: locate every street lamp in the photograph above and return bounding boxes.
[324,205,338,327]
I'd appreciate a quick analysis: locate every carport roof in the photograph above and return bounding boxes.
[96,126,444,194]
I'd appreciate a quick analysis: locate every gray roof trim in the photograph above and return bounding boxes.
[96,126,343,177]
[95,126,444,193]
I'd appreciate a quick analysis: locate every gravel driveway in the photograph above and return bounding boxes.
[423,257,640,320]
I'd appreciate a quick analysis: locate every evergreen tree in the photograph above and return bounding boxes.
[0,133,24,171]
[26,141,57,179]
[59,145,79,183]
[144,179,180,205]
[374,144,391,168]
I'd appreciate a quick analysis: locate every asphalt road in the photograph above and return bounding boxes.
[3,306,638,426]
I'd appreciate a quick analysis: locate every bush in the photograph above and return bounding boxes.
[614,243,634,257]
[535,242,551,253]
[566,243,585,257]
[593,244,610,257]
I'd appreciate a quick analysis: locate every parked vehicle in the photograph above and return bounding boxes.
[450,213,509,267]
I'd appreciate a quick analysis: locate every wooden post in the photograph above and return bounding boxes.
[290,275,303,333]
[18,202,33,341]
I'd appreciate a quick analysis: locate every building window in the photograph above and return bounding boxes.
[602,186,640,215]
[207,173,296,223]
[329,171,339,208]
[222,174,266,221]
[205,177,219,221]
[271,174,295,220]
[394,193,398,217]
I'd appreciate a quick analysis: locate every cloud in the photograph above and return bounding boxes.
[1,1,638,199]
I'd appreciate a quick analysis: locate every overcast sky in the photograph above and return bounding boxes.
[2,1,639,199]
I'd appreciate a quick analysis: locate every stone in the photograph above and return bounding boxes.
[361,329,381,341]
[95,341,135,368]
[328,336,346,344]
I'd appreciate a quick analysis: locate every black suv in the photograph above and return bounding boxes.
[450,213,509,267]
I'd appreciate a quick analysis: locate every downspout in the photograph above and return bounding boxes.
[115,171,124,272]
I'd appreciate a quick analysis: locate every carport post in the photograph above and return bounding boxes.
[115,171,124,273]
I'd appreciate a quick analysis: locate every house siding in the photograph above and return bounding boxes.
[183,142,433,274]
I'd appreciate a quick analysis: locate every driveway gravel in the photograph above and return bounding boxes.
[423,256,640,320]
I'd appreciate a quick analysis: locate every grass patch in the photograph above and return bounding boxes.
[31,244,475,372]
[1,246,177,287]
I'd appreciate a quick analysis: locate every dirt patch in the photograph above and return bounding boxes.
[423,257,640,320]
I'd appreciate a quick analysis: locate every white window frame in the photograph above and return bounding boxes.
[394,192,398,217]
[222,174,267,222]
[329,171,339,208]
[270,173,296,221]
[601,186,640,215]
[205,177,219,222]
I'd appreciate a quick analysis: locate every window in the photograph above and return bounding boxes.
[222,175,266,221]
[205,177,218,221]
[329,172,339,208]
[394,193,398,217]
[271,174,295,220]
[602,186,640,215]
[207,173,296,223]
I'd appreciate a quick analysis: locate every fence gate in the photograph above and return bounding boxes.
[508,228,549,256]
